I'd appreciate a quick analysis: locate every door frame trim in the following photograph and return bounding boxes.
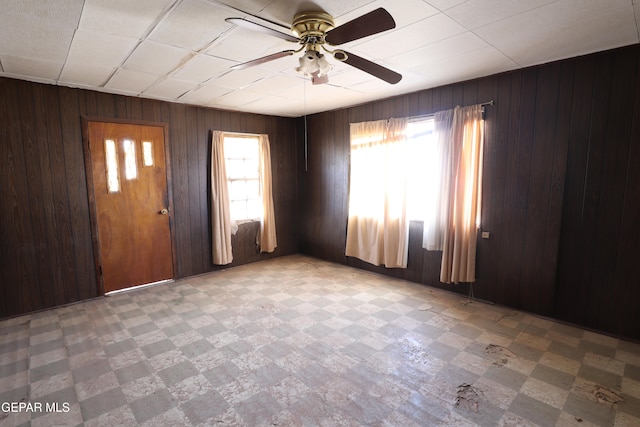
[81,116,177,296]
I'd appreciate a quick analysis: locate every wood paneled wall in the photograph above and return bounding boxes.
[298,44,640,341]
[2,44,640,341]
[0,78,298,318]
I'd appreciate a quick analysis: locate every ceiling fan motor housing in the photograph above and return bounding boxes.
[291,11,334,44]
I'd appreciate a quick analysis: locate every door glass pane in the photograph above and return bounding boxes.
[142,141,154,167]
[123,139,138,180]
[105,139,120,193]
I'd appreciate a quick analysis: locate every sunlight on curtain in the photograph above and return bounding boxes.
[211,131,234,265]
[440,105,485,284]
[257,135,277,253]
[345,118,409,268]
[211,131,277,265]
[406,118,436,222]
[422,109,454,251]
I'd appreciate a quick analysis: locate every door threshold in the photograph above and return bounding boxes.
[105,279,174,296]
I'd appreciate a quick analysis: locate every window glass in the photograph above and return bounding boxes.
[142,141,154,167]
[224,135,261,221]
[123,139,138,180]
[406,118,436,221]
[105,139,120,193]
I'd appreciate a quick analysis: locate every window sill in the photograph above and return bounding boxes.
[234,218,260,226]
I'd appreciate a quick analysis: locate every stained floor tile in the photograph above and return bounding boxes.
[0,255,639,426]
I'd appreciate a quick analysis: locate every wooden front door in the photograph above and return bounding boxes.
[86,120,174,293]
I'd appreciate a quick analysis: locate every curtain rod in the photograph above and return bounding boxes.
[408,100,494,121]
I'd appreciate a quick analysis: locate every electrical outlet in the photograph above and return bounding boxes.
[481,231,490,239]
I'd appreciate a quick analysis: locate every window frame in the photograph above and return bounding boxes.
[223,133,262,223]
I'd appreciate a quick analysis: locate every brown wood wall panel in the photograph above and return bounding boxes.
[0,78,298,319]
[2,44,640,340]
[299,44,640,341]
[613,55,640,339]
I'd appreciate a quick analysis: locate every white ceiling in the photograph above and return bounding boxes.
[1,0,639,117]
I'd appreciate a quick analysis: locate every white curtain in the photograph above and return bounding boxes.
[438,105,485,284]
[211,132,277,264]
[257,135,277,253]
[423,108,455,251]
[345,118,409,268]
[210,131,234,265]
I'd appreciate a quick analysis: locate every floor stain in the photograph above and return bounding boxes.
[572,381,626,406]
[455,383,484,413]
[485,343,517,366]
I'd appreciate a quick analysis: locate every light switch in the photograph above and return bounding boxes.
[481,231,490,239]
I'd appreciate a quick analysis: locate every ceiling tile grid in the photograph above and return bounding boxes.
[0,0,639,117]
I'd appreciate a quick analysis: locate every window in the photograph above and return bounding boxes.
[142,141,154,167]
[122,139,138,180]
[406,117,436,221]
[223,135,261,222]
[105,139,120,193]
[211,130,277,265]
[348,117,437,221]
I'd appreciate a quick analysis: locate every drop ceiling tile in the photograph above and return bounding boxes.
[210,88,265,108]
[0,55,63,81]
[423,0,467,11]
[66,30,139,69]
[78,0,176,38]
[267,80,305,99]
[303,81,357,98]
[179,83,230,105]
[332,0,438,31]
[446,0,556,30]
[354,12,466,59]
[59,64,115,86]
[214,0,276,18]
[0,0,638,118]
[241,95,304,117]
[123,41,192,76]
[390,32,489,69]
[0,0,83,61]
[416,46,518,87]
[143,78,198,99]
[172,54,236,83]
[476,0,638,67]
[210,67,273,89]
[243,75,301,95]
[350,78,407,98]
[322,69,375,87]
[206,27,295,63]
[149,0,232,50]
[105,68,159,94]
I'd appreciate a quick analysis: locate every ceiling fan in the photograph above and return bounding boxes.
[225,8,402,85]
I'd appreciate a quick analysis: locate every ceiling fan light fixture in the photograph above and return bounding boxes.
[296,50,332,78]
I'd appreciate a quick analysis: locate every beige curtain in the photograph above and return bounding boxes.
[440,105,485,283]
[210,131,234,265]
[257,135,277,253]
[345,118,409,268]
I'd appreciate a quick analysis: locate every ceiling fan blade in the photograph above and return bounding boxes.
[325,8,396,45]
[231,50,296,70]
[225,17,299,42]
[336,51,402,84]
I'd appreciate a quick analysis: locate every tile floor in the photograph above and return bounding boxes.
[1,255,639,426]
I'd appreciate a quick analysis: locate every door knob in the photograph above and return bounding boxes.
[159,209,168,215]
